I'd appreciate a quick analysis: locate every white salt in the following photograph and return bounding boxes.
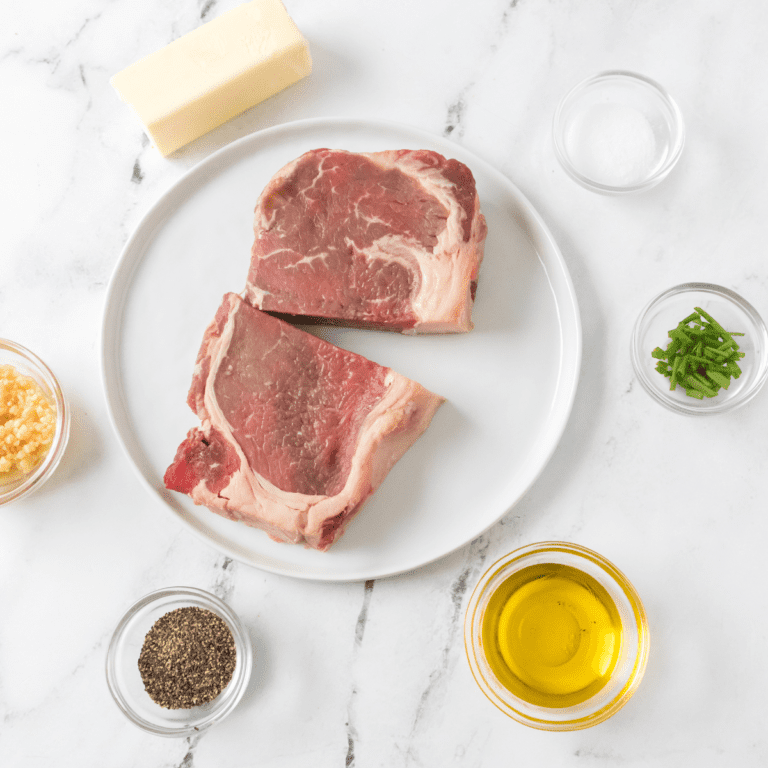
[565,103,658,186]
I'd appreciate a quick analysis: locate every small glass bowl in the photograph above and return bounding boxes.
[631,282,768,415]
[553,70,684,194]
[464,542,649,731]
[0,339,70,506]
[106,586,253,737]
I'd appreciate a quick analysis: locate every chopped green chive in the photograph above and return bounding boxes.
[708,370,731,389]
[650,307,746,399]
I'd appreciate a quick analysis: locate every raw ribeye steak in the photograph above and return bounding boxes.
[244,148,487,333]
[164,292,444,551]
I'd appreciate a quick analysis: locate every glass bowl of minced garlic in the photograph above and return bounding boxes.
[0,339,70,505]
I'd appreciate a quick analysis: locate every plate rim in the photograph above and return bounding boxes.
[100,115,582,581]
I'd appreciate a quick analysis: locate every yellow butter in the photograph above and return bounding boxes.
[111,0,312,156]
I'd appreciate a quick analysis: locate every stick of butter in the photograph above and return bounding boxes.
[111,0,311,156]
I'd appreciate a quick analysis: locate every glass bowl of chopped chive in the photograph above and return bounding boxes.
[106,586,253,736]
[631,283,768,414]
[0,339,70,505]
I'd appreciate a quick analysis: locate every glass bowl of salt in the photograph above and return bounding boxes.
[553,70,684,194]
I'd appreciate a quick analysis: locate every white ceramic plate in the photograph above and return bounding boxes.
[101,117,581,581]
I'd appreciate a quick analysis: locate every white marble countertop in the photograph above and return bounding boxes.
[3,0,768,765]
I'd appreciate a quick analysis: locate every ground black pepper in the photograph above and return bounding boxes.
[138,606,237,709]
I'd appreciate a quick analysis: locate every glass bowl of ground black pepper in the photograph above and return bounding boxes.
[106,586,252,736]
[631,282,768,415]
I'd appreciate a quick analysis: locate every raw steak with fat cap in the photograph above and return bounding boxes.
[244,148,487,333]
[164,293,444,551]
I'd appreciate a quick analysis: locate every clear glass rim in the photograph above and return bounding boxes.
[0,339,70,505]
[464,541,650,731]
[105,586,253,737]
[630,282,768,415]
[552,69,685,194]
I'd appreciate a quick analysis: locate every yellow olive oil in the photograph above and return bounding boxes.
[481,563,622,707]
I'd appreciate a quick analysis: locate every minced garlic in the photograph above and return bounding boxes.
[0,364,56,475]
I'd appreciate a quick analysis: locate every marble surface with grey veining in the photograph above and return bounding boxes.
[2,0,768,765]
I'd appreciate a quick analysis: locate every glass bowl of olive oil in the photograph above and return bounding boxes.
[464,542,649,731]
